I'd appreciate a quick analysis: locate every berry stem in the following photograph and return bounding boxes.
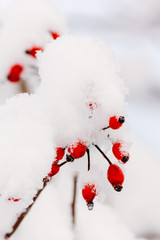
[71,175,78,227]
[19,79,29,94]
[93,144,112,165]
[86,148,90,171]
[58,161,67,167]
[102,126,110,130]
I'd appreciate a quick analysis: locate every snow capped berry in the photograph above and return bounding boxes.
[48,163,60,177]
[107,164,124,192]
[82,184,97,210]
[109,116,125,130]
[51,32,60,40]
[7,64,24,83]
[68,141,87,159]
[112,142,130,163]
[55,147,65,162]
[25,46,43,58]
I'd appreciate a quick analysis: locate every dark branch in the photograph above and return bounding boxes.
[86,148,90,171]
[5,180,47,239]
[4,160,68,239]
[71,175,77,227]
[102,126,110,130]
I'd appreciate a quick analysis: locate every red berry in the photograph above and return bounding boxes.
[8,197,20,202]
[109,116,125,130]
[55,147,65,162]
[13,198,20,202]
[25,46,43,58]
[107,164,124,191]
[48,163,60,177]
[68,141,87,159]
[112,142,129,163]
[51,32,60,40]
[7,64,23,83]
[82,184,97,210]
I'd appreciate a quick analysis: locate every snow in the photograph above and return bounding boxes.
[0,0,159,239]
[37,35,128,146]
[108,138,160,237]
[0,94,55,201]
[0,0,67,104]
[0,35,131,238]
[6,167,143,240]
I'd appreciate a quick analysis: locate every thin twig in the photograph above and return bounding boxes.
[59,161,67,167]
[5,180,47,239]
[4,162,67,239]
[71,175,77,227]
[93,144,112,165]
[19,79,29,94]
[86,148,90,171]
[102,126,110,130]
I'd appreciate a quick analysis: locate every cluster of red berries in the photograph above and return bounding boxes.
[7,31,60,83]
[6,114,129,210]
[43,115,130,210]
[46,142,87,179]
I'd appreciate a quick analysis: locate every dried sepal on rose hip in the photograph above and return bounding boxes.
[7,64,24,83]
[112,142,130,163]
[107,164,124,192]
[25,46,43,58]
[109,116,125,130]
[66,141,87,162]
[82,184,97,210]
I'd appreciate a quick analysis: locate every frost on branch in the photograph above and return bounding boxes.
[0,36,130,237]
[0,0,67,104]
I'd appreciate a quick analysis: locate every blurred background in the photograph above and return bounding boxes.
[0,0,160,239]
[53,0,160,154]
[0,0,160,150]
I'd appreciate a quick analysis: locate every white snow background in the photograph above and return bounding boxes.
[0,0,159,240]
[0,35,133,240]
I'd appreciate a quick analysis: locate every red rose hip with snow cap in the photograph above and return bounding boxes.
[25,46,43,58]
[55,147,65,162]
[109,116,125,130]
[67,141,87,161]
[112,142,130,163]
[48,163,60,177]
[82,184,97,210]
[7,64,24,83]
[107,164,124,192]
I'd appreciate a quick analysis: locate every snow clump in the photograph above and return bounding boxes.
[0,35,129,236]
